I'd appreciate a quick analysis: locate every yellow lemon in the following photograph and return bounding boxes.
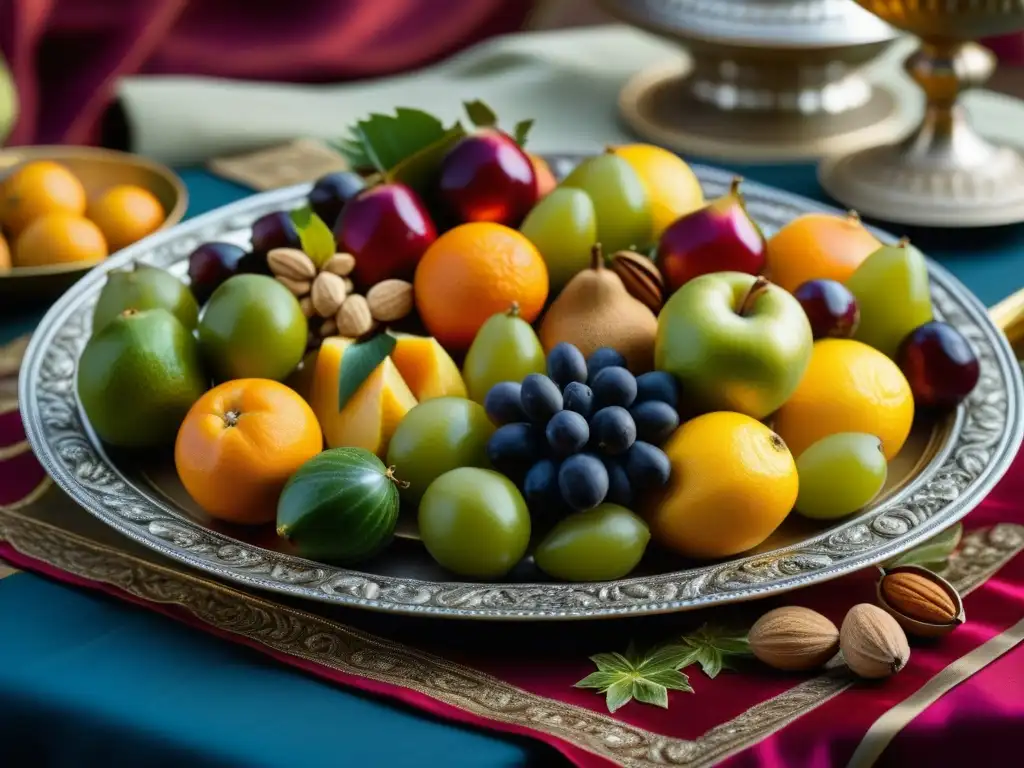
[647,411,798,559]
[610,144,704,239]
[774,339,914,461]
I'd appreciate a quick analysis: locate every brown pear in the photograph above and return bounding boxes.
[539,244,658,372]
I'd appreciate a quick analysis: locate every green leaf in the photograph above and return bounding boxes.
[575,641,693,713]
[677,624,753,679]
[289,206,336,267]
[337,333,398,411]
[340,108,452,175]
[464,100,498,128]
[387,124,467,196]
[631,679,669,708]
[513,119,534,147]
[605,679,635,714]
[889,523,963,569]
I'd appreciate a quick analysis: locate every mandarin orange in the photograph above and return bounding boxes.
[174,378,323,525]
[0,160,87,235]
[88,184,165,251]
[766,212,881,293]
[13,212,108,268]
[413,222,548,352]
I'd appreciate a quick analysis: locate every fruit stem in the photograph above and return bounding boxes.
[847,210,861,224]
[729,176,743,197]
[507,301,521,318]
[897,236,911,248]
[590,243,604,271]
[738,276,770,317]
[385,465,411,489]
[120,308,139,318]
[222,410,240,428]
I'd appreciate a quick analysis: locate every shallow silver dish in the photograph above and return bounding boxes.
[19,158,1024,620]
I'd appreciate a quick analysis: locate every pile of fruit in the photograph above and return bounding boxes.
[0,160,167,271]
[75,102,982,583]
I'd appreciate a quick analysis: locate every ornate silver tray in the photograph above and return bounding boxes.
[19,158,1024,620]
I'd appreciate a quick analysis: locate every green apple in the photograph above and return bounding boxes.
[655,272,812,419]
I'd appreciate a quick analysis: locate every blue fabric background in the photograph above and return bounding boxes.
[1,162,1021,767]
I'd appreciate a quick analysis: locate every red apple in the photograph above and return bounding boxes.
[335,182,437,290]
[656,177,766,293]
[437,129,537,227]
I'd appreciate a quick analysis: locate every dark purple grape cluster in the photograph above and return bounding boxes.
[484,343,679,516]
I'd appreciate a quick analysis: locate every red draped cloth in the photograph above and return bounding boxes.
[0,0,534,146]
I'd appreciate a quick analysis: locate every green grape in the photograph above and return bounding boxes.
[386,397,495,505]
[520,188,597,292]
[845,239,933,359]
[462,304,546,403]
[418,467,531,578]
[794,432,888,520]
[534,503,650,581]
[560,153,652,254]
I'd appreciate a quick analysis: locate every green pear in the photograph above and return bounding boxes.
[92,263,199,336]
[519,187,597,292]
[560,153,652,253]
[77,309,208,447]
[655,272,812,420]
[846,239,933,359]
[462,303,546,404]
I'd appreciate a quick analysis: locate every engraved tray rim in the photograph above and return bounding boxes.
[19,158,1024,621]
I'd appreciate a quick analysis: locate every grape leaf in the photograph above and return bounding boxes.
[675,624,753,679]
[575,641,693,713]
[464,100,498,128]
[289,207,336,267]
[337,333,397,411]
[888,523,963,569]
[339,108,452,174]
[387,124,466,195]
[513,119,534,148]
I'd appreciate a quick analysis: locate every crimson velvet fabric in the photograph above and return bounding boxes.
[0,0,533,146]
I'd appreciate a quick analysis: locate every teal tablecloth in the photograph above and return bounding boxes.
[1,162,1022,767]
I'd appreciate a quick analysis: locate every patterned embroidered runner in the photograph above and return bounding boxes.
[3,337,1024,767]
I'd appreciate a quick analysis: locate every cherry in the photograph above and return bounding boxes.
[187,242,247,303]
[793,279,860,339]
[897,321,980,410]
[437,129,537,227]
[335,182,437,290]
[308,171,366,229]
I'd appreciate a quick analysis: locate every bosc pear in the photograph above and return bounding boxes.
[539,245,658,372]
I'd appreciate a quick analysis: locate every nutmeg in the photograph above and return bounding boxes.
[840,603,910,679]
[877,565,964,638]
[749,606,840,671]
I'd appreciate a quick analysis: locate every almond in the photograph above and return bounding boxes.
[343,278,354,293]
[840,603,909,679]
[749,606,840,671]
[336,294,376,338]
[611,250,664,312]
[311,272,348,318]
[323,252,356,277]
[268,247,317,280]
[881,571,956,624]
[318,318,339,338]
[298,296,315,319]
[277,276,311,297]
[366,279,414,322]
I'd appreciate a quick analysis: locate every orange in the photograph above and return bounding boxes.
[13,212,108,268]
[0,232,9,272]
[647,412,798,559]
[774,339,914,461]
[88,184,166,251]
[174,378,323,525]
[0,160,87,235]
[414,222,548,352]
[766,212,882,293]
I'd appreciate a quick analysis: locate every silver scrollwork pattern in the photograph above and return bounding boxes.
[18,158,1024,619]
